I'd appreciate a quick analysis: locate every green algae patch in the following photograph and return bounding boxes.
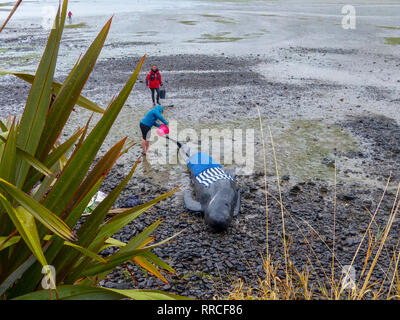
[377,25,400,30]
[385,37,400,45]
[190,118,358,183]
[124,114,359,187]
[200,14,221,18]
[0,2,13,7]
[135,31,158,36]
[187,32,243,43]
[202,33,242,42]
[214,19,236,25]
[272,120,357,182]
[225,0,249,1]
[65,23,87,29]
[1,53,41,66]
[244,32,266,38]
[179,20,198,26]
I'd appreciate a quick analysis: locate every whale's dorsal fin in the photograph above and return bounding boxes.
[184,190,203,212]
[233,189,241,217]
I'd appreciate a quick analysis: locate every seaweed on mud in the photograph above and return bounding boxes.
[0,52,41,67]
[384,37,400,45]
[65,22,88,29]
[287,47,359,55]
[0,2,14,7]
[200,14,221,18]
[134,31,158,37]
[179,20,198,26]
[214,19,236,25]
[187,32,243,43]
[377,25,400,30]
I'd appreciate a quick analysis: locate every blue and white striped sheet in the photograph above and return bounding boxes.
[195,167,235,188]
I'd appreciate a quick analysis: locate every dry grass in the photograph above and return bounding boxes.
[225,106,400,300]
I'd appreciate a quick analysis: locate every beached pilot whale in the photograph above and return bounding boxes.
[182,151,241,232]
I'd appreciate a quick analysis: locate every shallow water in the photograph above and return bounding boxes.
[2,0,400,73]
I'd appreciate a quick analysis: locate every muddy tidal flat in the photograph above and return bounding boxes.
[1,0,400,299]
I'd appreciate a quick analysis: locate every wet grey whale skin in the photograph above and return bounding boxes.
[184,167,241,232]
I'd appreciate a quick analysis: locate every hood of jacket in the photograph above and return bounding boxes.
[155,105,163,113]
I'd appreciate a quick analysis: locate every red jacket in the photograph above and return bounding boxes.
[146,69,162,89]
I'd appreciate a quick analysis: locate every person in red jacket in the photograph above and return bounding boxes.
[146,64,163,105]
